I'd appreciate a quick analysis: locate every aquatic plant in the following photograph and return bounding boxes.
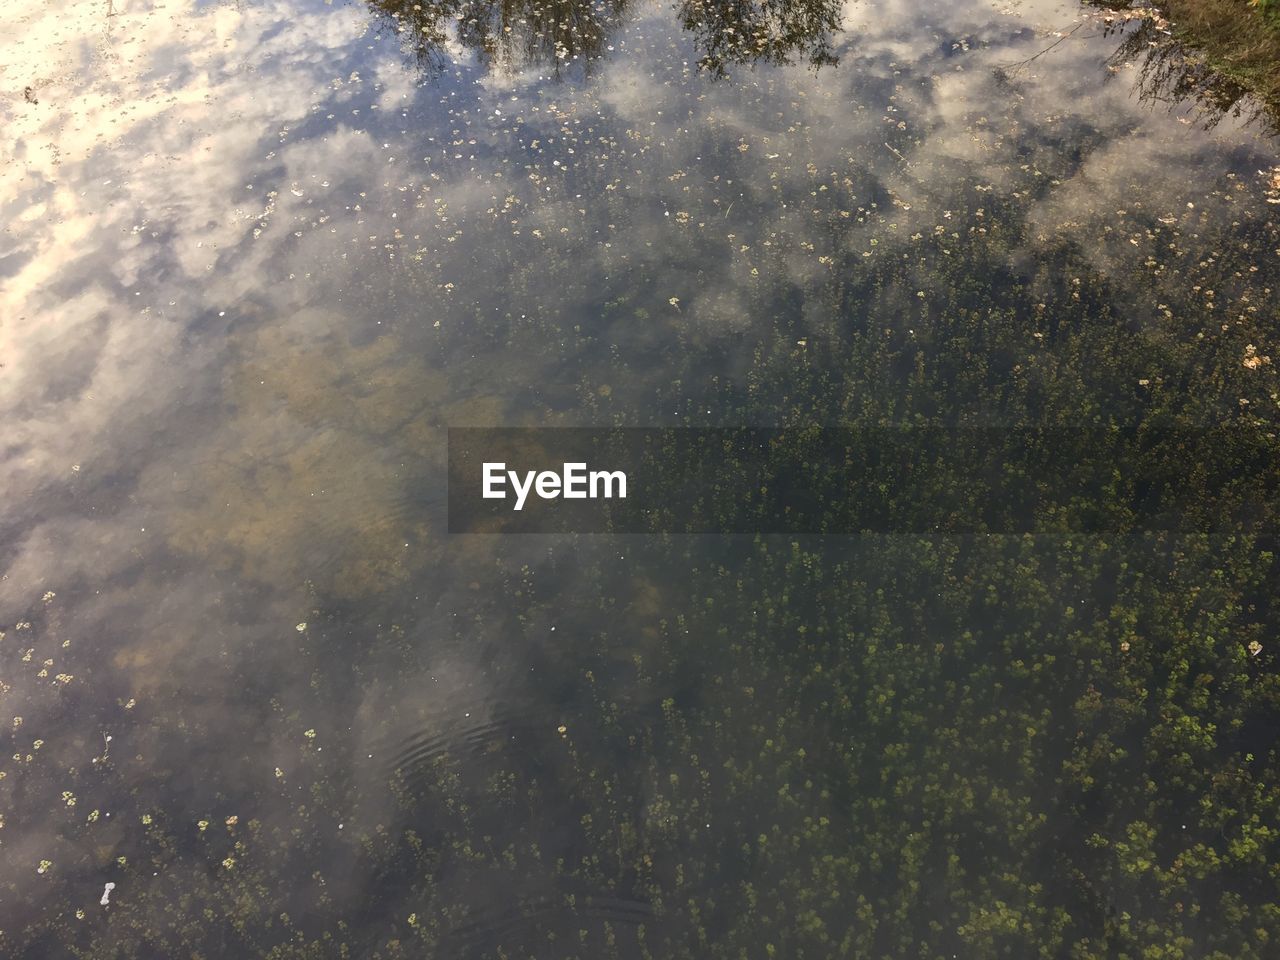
[3,0,1280,957]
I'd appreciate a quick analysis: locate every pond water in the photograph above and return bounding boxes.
[2,0,1280,956]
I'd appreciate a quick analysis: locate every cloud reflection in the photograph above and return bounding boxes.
[0,0,1278,951]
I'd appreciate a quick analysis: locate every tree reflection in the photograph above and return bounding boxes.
[367,0,842,79]
[678,0,840,76]
[1088,3,1279,134]
[367,0,630,79]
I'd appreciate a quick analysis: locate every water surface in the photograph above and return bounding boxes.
[2,0,1280,956]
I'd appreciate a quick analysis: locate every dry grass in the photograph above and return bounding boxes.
[1159,0,1280,110]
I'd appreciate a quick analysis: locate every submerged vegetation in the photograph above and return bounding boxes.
[1,0,1279,957]
[7,126,1280,956]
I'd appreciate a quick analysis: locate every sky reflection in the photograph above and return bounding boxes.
[1,0,1278,954]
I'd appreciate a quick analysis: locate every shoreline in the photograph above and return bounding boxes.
[1157,0,1280,115]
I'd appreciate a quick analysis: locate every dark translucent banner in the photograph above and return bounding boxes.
[447,426,1280,534]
